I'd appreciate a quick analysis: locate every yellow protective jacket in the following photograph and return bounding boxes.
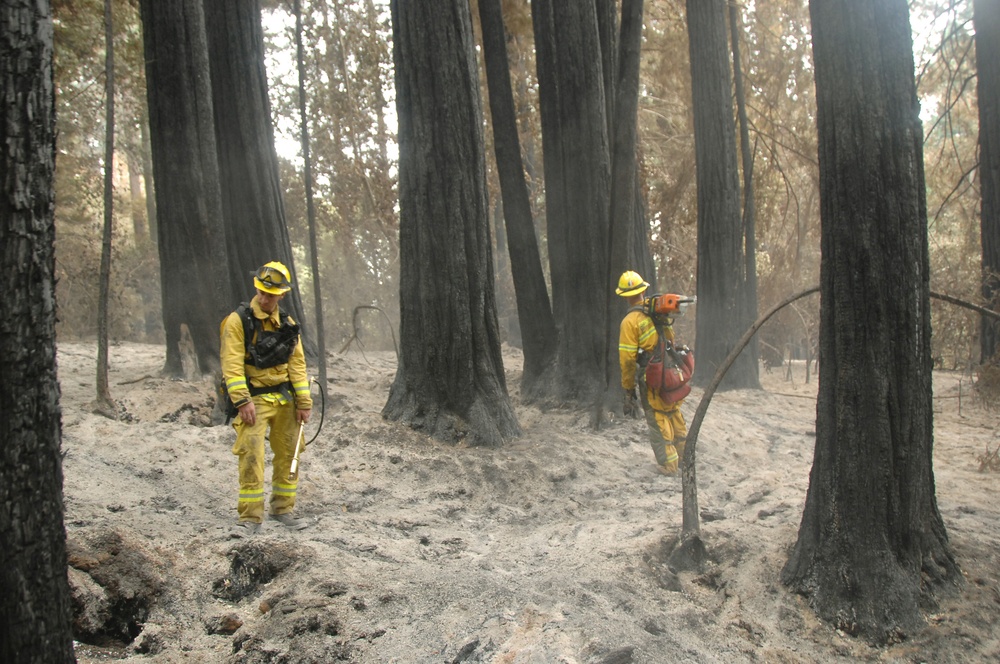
[220,296,312,410]
[618,308,675,391]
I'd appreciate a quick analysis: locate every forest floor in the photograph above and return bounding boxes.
[58,341,1000,663]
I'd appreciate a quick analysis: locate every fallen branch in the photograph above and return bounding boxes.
[118,374,157,386]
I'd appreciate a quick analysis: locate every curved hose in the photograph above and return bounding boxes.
[306,377,325,446]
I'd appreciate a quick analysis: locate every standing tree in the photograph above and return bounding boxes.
[478,0,557,392]
[605,0,648,393]
[0,0,76,659]
[384,0,520,447]
[531,0,614,406]
[202,0,310,344]
[139,0,232,376]
[293,0,328,395]
[686,0,759,390]
[729,2,759,373]
[95,0,116,413]
[781,0,961,643]
[976,0,1000,362]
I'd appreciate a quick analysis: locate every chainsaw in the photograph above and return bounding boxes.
[642,293,696,320]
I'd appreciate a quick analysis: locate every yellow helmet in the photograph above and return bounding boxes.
[253,261,292,294]
[616,270,648,297]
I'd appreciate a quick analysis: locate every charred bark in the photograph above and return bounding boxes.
[0,0,76,658]
[531,0,613,406]
[139,0,231,376]
[605,0,647,398]
[976,0,1000,362]
[202,0,312,358]
[686,0,758,391]
[478,0,557,391]
[781,1,960,644]
[383,0,520,447]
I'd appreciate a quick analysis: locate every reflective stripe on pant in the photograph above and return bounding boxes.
[231,397,300,522]
[638,373,688,466]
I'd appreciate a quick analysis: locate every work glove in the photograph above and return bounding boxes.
[623,388,638,417]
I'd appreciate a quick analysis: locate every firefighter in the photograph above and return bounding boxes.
[616,270,688,475]
[221,261,313,535]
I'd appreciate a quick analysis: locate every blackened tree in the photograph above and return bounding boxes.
[478,0,557,392]
[202,0,310,342]
[0,0,76,659]
[531,0,613,406]
[606,0,650,391]
[96,0,116,411]
[976,0,1000,361]
[139,0,232,375]
[383,0,520,447]
[781,0,961,643]
[729,2,759,374]
[686,0,759,390]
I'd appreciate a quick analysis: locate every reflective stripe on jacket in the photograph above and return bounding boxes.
[220,295,313,410]
[618,309,674,391]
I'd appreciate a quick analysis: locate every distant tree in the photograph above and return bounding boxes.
[263,0,398,351]
[293,0,328,394]
[139,0,232,376]
[51,0,154,342]
[96,0,116,413]
[202,0,310,345]
[729,2,759,373]
[384,0,520,447]
[781,0,961,643]
[976,0,1000,361]
[0,0,76,659]
[686,0,759,391]
[478,0,557,392]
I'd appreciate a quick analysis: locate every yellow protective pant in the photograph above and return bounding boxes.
[231,398,302,523]
[638,374,688,467]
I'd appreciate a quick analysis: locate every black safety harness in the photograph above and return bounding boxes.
[222,303,300,423]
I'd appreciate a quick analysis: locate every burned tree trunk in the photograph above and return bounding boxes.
[139,0,231,375]
[0,1,76,658]
[781,0,961,644]
[383,0,520,447]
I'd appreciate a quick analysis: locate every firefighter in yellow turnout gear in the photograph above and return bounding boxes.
[221,262,313,535]
[617,270,688,475]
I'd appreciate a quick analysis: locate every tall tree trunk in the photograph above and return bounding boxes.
[976,0,1000,362]
[531,0,613,406]
[127,152,148,241]
[139,0,232,376]
[729,1,760,375]
[606,0,645,396]
[384,0,520,447]
[781,0,960,644]
[595,0,617,135]
[478,0,557,392]
[294,0,328,395]
[202,0,311,355]
[96,0,115,413]
[492,199,522,346]
[0,0,76,658]
[631,177,655,283]
[687,0,759,390]
[140,112,157,243]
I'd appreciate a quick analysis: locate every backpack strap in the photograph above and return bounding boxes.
[235,302,255,358]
